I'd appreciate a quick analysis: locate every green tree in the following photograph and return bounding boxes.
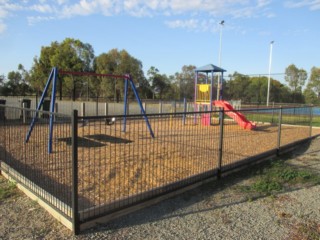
[226,72,251,102]
[284,64,307,103]
[29,38,95,98]
[175,65,196,100]
[3,64,32,95]
[94,49,146,101]
[147,67,169,99]
[303,83,319,104]
[307,66,320,100]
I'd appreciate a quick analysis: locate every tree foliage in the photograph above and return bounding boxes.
[29,38,95,97]
[225,72,294,104]
[307,67,320,100]
[94,49,147,100]
[1,64,32,96]
[174,65,196,100]
[284,64,307,103]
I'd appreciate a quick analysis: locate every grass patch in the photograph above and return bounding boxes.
[240,160,320,196]
[312,116,320,127]
[0,176,18,201]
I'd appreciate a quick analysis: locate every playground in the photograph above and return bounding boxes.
[1,64,319,232]
[2,112,318,211]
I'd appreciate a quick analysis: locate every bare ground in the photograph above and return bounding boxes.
[1,136,320,240]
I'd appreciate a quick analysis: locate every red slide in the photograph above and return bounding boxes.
[214,100,256,130]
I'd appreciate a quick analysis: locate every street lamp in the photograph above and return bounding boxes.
[267,40,274,106]
[217,20,224,100]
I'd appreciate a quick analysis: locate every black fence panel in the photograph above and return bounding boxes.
[0,104,318,233]
[0,105,73,220]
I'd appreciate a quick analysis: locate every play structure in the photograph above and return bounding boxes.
[194,64,256,130]
[25,67,154,153]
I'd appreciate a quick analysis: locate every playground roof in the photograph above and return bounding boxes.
[195,64,226,73]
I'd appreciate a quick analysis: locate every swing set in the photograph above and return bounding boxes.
[25,67,154,153]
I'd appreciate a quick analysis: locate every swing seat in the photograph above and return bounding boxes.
[105,117,116,125]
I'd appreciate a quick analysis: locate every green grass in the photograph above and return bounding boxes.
[0,177,17,200]
[244,113,320,127]
[240,160,320,196]
[312,116,320,127]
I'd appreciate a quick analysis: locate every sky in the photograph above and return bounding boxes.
[1,0,320,84]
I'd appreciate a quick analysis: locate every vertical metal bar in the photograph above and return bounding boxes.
[159,100,163,114]
[48,67,58,153]
[104,102,108,116]
[217,109,224,179]
[271,102,275,124]
[71,110,79,235]
[123,78,129,132]
[96,97,98,116]
[194,72,198,124]
[81,102,85,117]
[22,102,27,124]
[183,98,187,125]
[277,107,282,156]
[309,106,313,138]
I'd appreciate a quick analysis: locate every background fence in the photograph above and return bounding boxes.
[0,104,319,234]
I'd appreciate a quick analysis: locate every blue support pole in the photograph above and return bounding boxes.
[25,68,55,143]
[128,77,155,138]
[48,67,58,153]
[122,77,129,132]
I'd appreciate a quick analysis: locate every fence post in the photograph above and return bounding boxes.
[54,102,58,122]
[217,109,224,179]
[22,102,27,124]
[173,100,176,113]
[183,98,187,125]
[277,107,282,156]
[96,96,99,116]
[81,102,85,117]
[309,106,313,138]
[159,100,163,114]
[104,102,108,116]
[71,110,79,235]
[143,102,147,114]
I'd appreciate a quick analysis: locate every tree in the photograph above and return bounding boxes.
[147,67,168,99]
[226,72,251,102]
[174,65,196,100]
[307,66,320,100]
[303,84,319,104]
[2,64,32,96]
[29,38,95,98]
[94,49,146,100]
[284,64,307,103]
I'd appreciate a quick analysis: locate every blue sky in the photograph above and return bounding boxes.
[1,0,319,84]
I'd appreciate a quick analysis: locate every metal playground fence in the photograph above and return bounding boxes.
[0,104,319,234]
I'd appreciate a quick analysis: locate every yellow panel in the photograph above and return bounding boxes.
[199,84,210,93]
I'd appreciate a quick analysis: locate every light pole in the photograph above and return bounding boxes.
[267,40,274,106]
[217,20,224,100]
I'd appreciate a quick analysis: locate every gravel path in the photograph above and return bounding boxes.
[1,136,320,240]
